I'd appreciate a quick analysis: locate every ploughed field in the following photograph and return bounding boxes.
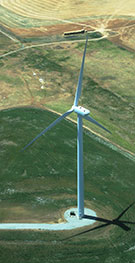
[1,0,135,20]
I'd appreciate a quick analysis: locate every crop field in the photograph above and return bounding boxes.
[0,107,135,263]
[0,0,135,50]
[1,0,135,20]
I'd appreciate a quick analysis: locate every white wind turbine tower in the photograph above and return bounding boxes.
[22,36,111,219]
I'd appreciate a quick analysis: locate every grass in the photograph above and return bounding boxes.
[0,35,135,152]
[0,235,132,263]
[1,107,135,213]
[0,107,135,262]
[23,48,69,72]
[0,74,23,86]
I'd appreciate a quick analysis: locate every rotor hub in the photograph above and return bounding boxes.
[74,106,90,116]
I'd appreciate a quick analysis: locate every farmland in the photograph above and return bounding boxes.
[0,1,135,262]
[1,0,135,22]
[0,0,135,50]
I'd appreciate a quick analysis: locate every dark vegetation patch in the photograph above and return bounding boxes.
[0,61,4,67]
[82,77,123,109]
[101,75,116,81]
[23,49,70,72]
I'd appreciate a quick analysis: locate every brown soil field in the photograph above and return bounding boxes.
[1,0,135,50]
[8,19,135,38]
[7,18,135,52]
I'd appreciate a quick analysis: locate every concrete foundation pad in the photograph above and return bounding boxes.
[0,208,96,230]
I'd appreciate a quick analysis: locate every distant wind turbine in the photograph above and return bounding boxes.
[22,36,111,219]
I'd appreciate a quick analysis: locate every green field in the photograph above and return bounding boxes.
[0,107,135,262]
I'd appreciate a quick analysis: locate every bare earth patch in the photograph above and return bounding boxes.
[0,140,17,146]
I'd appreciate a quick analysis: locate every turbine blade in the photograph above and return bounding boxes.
[115,202,135,220]
[83,115,111,134]
[74,35,88,106]
[21,109,73,151]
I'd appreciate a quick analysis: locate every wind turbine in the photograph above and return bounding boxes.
[22,35,111,219]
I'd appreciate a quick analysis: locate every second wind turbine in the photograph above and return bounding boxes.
[22,36,111,219]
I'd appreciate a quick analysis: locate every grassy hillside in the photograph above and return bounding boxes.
[0,107,135,262]
[0,34,135,153]
[0,3,135,262]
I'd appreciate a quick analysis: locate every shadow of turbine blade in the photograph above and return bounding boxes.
[61,202,135,241]
[61,223,110,241]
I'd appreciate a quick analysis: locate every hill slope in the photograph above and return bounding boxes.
[0,107,135,262]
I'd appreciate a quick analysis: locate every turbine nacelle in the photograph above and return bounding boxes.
[74,106,90,117]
